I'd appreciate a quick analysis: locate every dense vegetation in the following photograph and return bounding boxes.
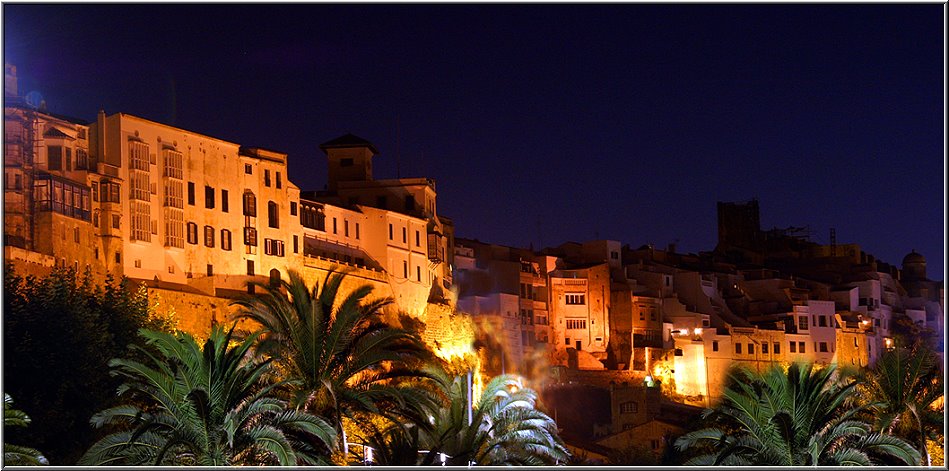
[3,265,174,465]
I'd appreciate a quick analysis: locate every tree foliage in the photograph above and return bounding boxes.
[232,268,442,458]
[420,374,570,465]
[3,265,173,464]
[859,340,944,465]
[4,393,48,466]
[674,363,920,466]
[79,326,336,465]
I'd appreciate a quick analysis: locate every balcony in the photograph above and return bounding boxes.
[427,232,445,263]
[633,329,664,348]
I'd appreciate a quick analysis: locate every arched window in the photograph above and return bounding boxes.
[269,268,281,287]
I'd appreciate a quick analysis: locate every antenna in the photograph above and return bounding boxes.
[395,116,402,178]
[830,228,837,256]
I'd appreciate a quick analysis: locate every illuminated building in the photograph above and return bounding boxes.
[3,64,454,335]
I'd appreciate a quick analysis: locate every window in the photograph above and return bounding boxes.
[91,182,99,201]
[402,227,407,243]
[187,222,198,245]
[162,149,183,178]
[300,202,325,230]
[14,173,22,190]
[276,171,282,189]
[268,201,279,228]
[355,223,360,239]
[799,342,806,353]
[774,342,781,354]
[344,220,349,237]
[790,342,797,353]
[76,148,88,169]
[48,145,63,170]
[101,181,121,203]
[130,201,151,242]
[388,223,393,240]
[221,229,232,251]
[798,316,808,331]
[748,343,755,354]
[115,252,121,263]
[619,401,638,414]
[340,158,353,167]
[818,315,827,327]
[417,266,421,282]
[244,164,253,174]
[712,340,719,352]
[762,342,769,354]
[290,201,297,216]
[264,169,271,187]
[205,186,215,209]
[112,214,121,229]
[332,217,337,234]
[566,319,587,330]
[403,260,408,278]
[264,239,285,257]
[416,230,420,247]
[244,227,258,246]
[164,208,184,248]
[565,294,586,305]
[735,343,742,354]
[207,264,213,277]
[73,227,80,243]
[247,260,255,276]
[195,225,210,248]
[221,189,229,212]
[270,268,281,286]
[243,191,256,216]
[293,235,298,253]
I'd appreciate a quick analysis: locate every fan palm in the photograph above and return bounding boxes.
[78,326,336,465]
[861,340,944,465]
[4,393,48,465]
[422,374,570,466]
[674,363,920,466]
[233,268,441,460]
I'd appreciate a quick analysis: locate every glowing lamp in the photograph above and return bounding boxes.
[693,327,703,336]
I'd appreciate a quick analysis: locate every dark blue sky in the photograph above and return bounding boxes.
[4,4,945,279]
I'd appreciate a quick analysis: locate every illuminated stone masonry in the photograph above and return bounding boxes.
[3,64,454,336]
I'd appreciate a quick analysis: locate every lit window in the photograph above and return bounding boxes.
[565,294,586,305]
[619,401,638,414]
[204,226,215,248]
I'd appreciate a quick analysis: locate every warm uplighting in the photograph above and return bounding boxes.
[884,337,894,350]
[693,327,703,336]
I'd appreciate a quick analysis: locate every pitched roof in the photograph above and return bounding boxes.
[319,133,379,154]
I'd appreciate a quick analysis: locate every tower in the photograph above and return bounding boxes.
[319,133,379,192]
[716,199,761,250]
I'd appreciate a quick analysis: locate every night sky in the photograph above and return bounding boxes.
[4,4,945,279]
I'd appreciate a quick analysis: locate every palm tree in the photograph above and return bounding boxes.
[4,393,48,465]
[674,363,920,466]
[78,326,336,466]
[861,340,944,465]
[421,374,570,466]
[233,269,441,460]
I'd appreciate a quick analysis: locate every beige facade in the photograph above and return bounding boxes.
[4,69,453,336]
